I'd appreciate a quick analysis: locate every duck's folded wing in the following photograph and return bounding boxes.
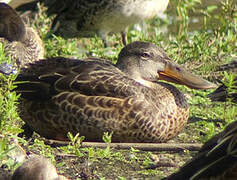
[15,57,138,101]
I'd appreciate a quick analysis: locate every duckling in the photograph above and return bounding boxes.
[12,156,68,180]
[0,2,44,69]
[163,121,237,180]
[14,41,216,142]
[42,0,169,47]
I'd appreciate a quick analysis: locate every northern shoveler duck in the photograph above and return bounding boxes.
[13,41,216,142]
[12,156,68,180]
[163,120,237,180]
[0,2,44,69]
[41,0,169,46]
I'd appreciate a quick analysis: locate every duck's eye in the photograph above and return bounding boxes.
[175,66,181,72]
[141,52,151,58]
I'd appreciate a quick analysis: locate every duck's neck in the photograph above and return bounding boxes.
[17,27,44,67]
[23,28,44,56]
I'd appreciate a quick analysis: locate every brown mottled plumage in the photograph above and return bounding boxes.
[164,121,237,180]
[12,156,68,180]
[15,41,216,142]
[0,2,44,68]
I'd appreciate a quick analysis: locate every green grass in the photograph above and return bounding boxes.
[0,0,236,179]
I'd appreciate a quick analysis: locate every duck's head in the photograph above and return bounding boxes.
[11,156,68,180]
[0,2,26,42]
[117,41,216,89]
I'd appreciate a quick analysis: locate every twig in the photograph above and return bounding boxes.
[45,139,202,152]
[81,142,202,152]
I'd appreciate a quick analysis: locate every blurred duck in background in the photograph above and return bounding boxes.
[11,156,68,180]
[42,0,169,47]
[0,2,44,69]
[0,0,35,9]
[0,0,170,47]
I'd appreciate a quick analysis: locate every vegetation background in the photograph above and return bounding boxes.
[0,0,236,179]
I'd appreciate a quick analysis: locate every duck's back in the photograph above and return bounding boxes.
[16,57,152,141]
[16,57,139,100]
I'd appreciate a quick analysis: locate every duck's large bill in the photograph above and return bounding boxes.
[158,61,217,89]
